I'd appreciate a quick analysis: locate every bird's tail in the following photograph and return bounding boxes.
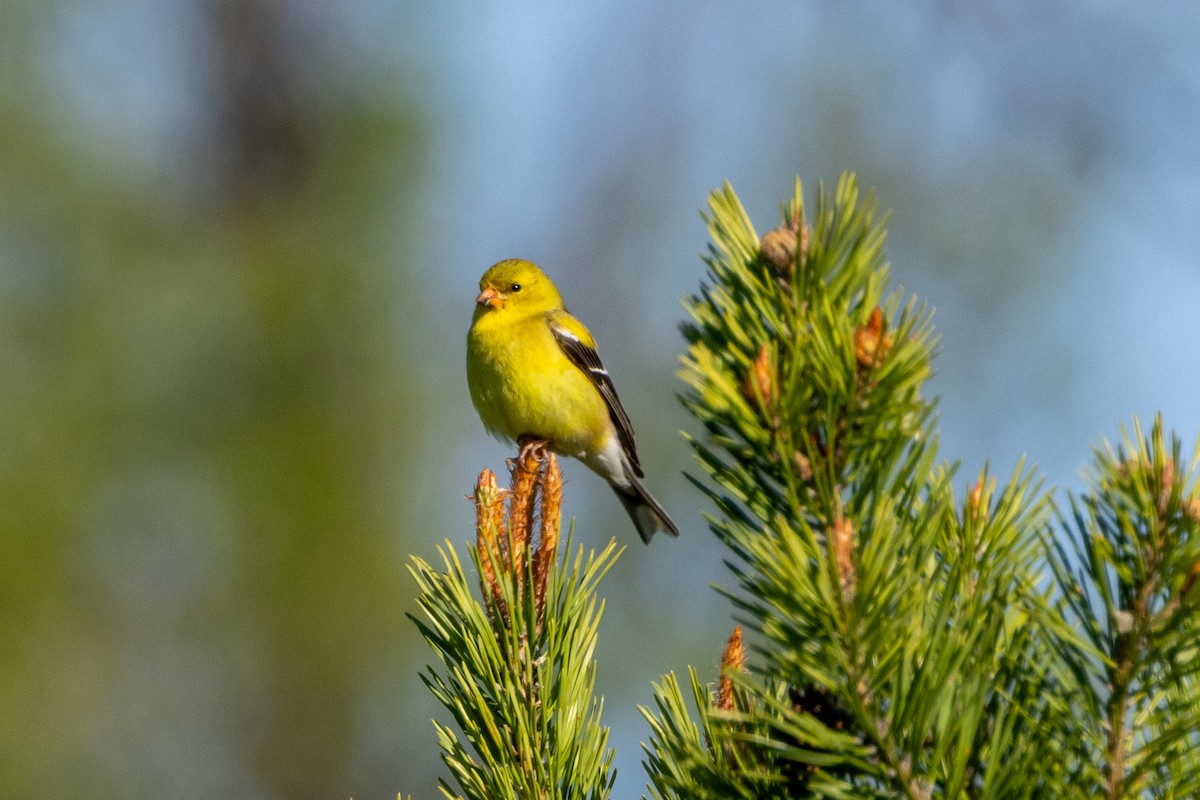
[613,475,680,545]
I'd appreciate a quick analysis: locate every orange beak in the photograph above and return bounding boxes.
[475,286,504,309]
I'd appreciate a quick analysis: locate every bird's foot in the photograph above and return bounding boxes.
[516,436,550,464]
[508,437,551,505]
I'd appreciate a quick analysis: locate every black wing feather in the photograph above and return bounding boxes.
[549,319,643,477]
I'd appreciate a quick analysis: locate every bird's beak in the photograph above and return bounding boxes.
[476,286,504,309]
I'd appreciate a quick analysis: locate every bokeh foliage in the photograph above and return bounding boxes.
[0,2,426,797]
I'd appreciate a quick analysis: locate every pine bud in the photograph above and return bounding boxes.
[832,516,855,602]
[741,344,774,410]
[760,211,808,275]
[760,228,797,274]
[473,468,507,619]
[967,476,987,523]
[508,439,546,590]
[854,306,893,370]
[717,626,744,712]
[793,451,813,482]
[1158,458,1175,518]
[534,455,562,629]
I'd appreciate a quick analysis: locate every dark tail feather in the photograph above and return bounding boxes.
[613,477,680,545]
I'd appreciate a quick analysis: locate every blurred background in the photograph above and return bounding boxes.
[2,0,1198,797]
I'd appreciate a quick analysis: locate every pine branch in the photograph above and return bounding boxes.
[1048,415,1200,798]
[410,448,620,800]
[646,176,1076,798]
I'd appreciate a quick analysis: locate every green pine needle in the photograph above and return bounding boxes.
[409,530,621,800]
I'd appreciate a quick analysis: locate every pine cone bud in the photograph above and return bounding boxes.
[741,344,774,410]
[832,516,855,602]
[717,626,745,711]
[854,306,893,370]
[759,211,809,275]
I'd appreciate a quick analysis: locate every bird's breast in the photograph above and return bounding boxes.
[467,314,608,456]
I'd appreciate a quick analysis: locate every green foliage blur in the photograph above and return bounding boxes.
[0,3,429,797]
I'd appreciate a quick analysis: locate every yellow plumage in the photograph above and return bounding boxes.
[466,259,679,543]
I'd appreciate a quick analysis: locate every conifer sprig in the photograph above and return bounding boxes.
[410,449,620,800]
[645,176,1071,798]
[1049,415,1200,798]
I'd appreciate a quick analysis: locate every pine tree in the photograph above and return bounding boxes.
[410,176,1200,799]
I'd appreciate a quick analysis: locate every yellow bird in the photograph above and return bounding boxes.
[466,259,680,544]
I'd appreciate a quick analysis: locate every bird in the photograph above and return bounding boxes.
[466,258,680,544]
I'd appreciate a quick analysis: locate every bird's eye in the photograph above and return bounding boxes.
[509,283,522,292]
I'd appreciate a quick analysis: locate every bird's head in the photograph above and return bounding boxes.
[474,259,565,318]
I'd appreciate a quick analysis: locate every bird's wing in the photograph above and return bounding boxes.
[546,310,643,477]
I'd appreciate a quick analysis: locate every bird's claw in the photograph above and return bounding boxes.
[516,436,550,465]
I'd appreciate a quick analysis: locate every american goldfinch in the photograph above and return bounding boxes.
[466,258,680,544]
